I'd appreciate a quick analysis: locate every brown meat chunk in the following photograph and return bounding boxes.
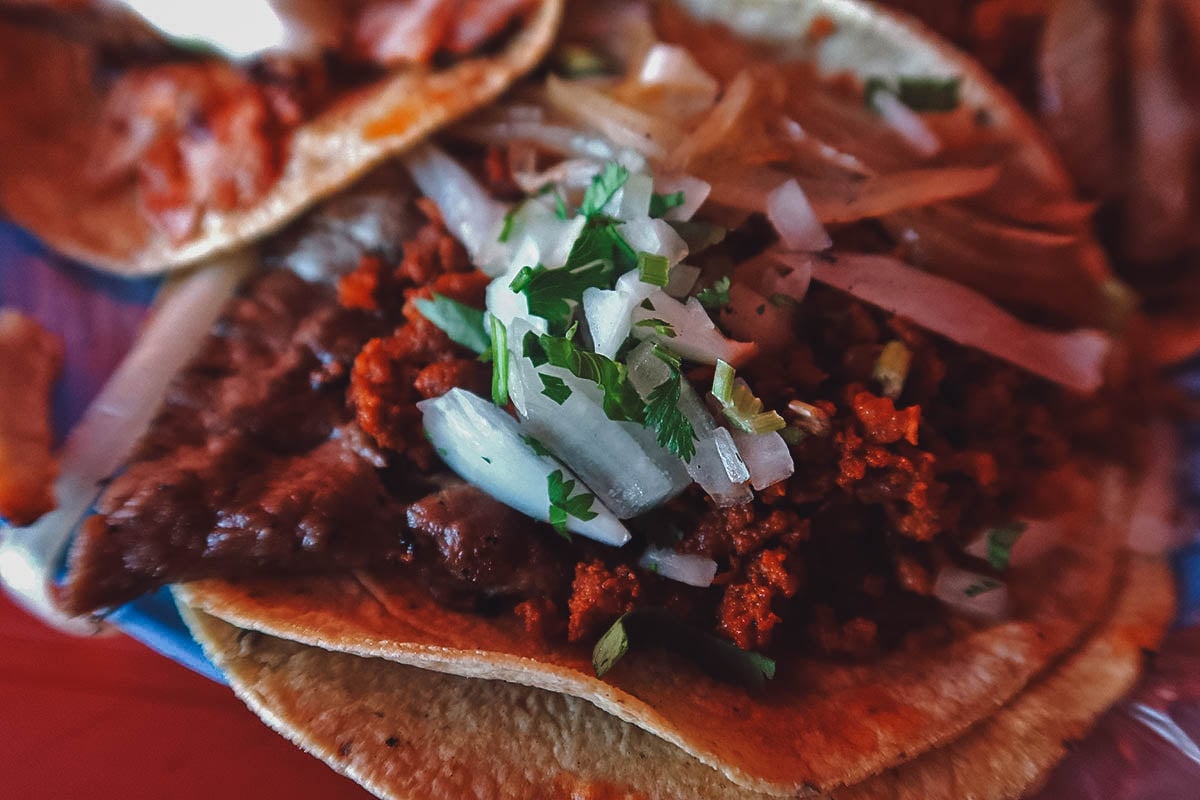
[717,548,801,651]
[0,310,63,525]
[406,483,570,607]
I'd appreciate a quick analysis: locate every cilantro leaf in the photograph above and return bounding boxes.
[510,257,617,331]
[524,332,645,423]
[695,276,731,310]
[580,163,630,217]
[490,317,509,406]
[498,208,518,243]
[985,522,1027,571]
[964,578,1002,598]
[521,434,554,457]
[547,468,598,537]
[591,608,775,689]
[413,294,490,354]
[649,190,686,218]
[644,367,698,463]
[866,75,962,112]
[539,373,573,404]
[634,318,677,338]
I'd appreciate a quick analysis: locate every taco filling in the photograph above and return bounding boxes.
[29,0,542,242]
[57,2,1143,679]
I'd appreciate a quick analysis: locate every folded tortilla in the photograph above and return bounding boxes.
[178,554,1174,800]
[0,0,563,276]
[175,464,1134,796]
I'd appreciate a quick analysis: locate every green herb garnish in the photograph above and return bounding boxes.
[413,294,490,354]
[520,434,554,457]
[985,523,1027,571]
[524,332,645,423]
[580,163,630,218]
[510,257,617,331]
[498,208,518,244]
[634,318,677,338]
[695,275,731,310]
[644,362,697,463]
[649,190,686,218]
[964,578,1002,598]
[547,468,598,537]
[872,340,912,400]
[539,373,573,404]
[711,359,786,435]
[866,75,961,112]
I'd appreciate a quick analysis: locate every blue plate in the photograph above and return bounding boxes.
[2,217,1199,689]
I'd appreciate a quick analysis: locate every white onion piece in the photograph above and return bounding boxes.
[403,144,508,272]
[486,276,544,332]
[0,253,251,633]
[871,90,942,158]
[767,179,832,252]
[653,175,711,222]
[616,218,689,265]
[630,293,757,366]
[454,120,620,162]
[612,173,655,220]
[934,567,1008,621]
[507,204,586,270]
[627,342,751,505]
[583,270,658,359]
[546,75,686,159]
[719,282,794,352]
[638,546,718,587]
[419,389,630,546]
[512,158,602,195]
[792,251,1111,394]
[1127,421,1186,555]
[730,429,794,491]
[637,43,721,118]
[664,263,701,299]
[507,356,686,519]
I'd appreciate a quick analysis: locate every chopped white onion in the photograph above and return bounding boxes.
[613,173,655,220]
[872,90,942,158]
[731,429,794,490]
[934,567,1009,621]
[512,158,602,195]
[486,276,543,332]
[507,355,687,519]
[638,546,718,587]
[664,263,701,299]
[419,389,630,546]
[630,292,757,366]
[627,342,751,506]
[653,175,711,222]
[545,75,686,160]
[636,43,721,118]
[583,270,658,359]
[616,218,689,265]
[767,179,832,252]
[790,251,1111,394]
[506,203,586,270]
[403,144,508,273]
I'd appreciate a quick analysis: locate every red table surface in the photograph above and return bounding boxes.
[0,590,372,799]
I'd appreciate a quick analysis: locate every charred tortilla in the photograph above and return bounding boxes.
[177,554,1174,800]
[176,464,1130,796]
[0,0,563,276]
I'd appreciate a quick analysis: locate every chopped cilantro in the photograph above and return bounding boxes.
[481,456,492,464]
[866,75,961,112]
[649,190,686,218]
[711,360,786,435]
[520,434,554,457]
[554,190,569,220]
[580,163,630,217]
[490,317,509,407]
[768,292,798,309]
[634,318,677,338]
[644,365,697,463]
[592,609,775,689]
[524,332,645,423]
[985,522,1027,571]
[695,276,731,310]
[510,257,617,331]
[498,208,518,243]
[640,298,656,311]
[413,294,490,354]
[547,468,598,537]
[964,578,1002,598]
[539,373,573,404]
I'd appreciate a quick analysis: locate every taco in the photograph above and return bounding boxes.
[56,0,1171,796]
[177,553,1173,800]
[0,0,564,275]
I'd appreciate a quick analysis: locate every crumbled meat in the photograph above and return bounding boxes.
[568,561,642,642]
[717,548,802,650]
[852,391,921,445]
[809,606,879,658]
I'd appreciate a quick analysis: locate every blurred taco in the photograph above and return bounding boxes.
[0,0,564,275]
[54,0,1173,797]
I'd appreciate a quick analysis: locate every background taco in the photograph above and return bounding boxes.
[0,0,563,275]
